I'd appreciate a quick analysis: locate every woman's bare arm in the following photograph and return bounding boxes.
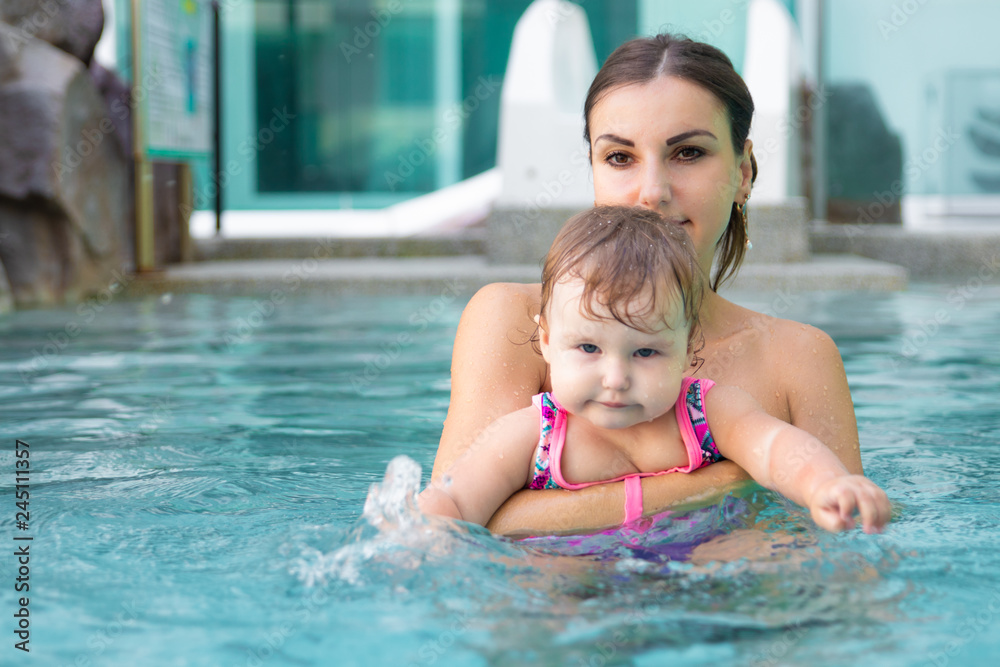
[777,324,863,474]
[433,282,546,480]
[486,461,749,536]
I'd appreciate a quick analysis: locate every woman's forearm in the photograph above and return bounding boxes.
[486,484,624,536]
[642,460,751,511]
[486,461,750,536]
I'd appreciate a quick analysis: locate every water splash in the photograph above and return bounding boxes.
[361,454,425,530]
[289,455,527,592]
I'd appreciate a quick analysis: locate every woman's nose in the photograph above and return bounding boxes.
[637,163,669,210]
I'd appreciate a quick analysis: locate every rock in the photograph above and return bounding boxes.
[0,254,13,314]
[88,61,131,158]
[0,0,105,65]
[826,83,904,223]
[0,21,130,307]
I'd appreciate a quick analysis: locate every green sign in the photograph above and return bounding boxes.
[134,0,213,159]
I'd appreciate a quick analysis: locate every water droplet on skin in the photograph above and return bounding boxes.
[498,453,504,460]
[442,474,453,487]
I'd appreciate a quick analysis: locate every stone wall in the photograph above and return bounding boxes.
[0,2,131,311]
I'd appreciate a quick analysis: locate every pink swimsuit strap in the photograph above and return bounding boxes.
[541,377,716,490]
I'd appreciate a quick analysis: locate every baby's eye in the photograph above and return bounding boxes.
[579,343,599,354]
[634,348,658,358]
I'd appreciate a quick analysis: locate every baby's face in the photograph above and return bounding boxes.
[539,278,691,429]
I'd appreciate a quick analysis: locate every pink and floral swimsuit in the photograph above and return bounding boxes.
[527,377,724,493]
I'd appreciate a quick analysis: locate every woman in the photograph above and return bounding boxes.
[432,34,862,535]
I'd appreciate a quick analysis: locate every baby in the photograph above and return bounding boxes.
[419,206,890,534]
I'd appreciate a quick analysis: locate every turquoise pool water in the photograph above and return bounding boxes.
[1,285,999,666]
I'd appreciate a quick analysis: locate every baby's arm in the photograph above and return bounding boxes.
[705,385,890,533]
[418,406,540,526]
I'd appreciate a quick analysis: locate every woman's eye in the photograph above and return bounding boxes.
[635,348,657,358]
[605,151,631,166]
[677,147,704,161]
[579,344,599,354]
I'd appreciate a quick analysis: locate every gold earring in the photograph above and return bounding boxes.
[741,195,752,250]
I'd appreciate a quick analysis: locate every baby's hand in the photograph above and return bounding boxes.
[808,475,890,534]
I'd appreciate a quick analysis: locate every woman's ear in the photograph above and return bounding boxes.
[737,138,754,199]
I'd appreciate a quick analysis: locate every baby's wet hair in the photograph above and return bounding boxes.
[539,205,705,355]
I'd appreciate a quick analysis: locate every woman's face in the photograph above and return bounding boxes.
[589,76,753,273]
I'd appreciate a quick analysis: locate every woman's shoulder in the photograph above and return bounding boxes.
[460,282,542,331]
[764,312,840,362]
[722,298,838,357]
[468,281,542,307]
[725,300,845,391]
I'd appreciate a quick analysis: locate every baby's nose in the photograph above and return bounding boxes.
[601,359,630,391]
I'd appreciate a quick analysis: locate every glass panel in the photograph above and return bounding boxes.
[460,0,638,180]
[254,0,437,194]
[252,0,637,199]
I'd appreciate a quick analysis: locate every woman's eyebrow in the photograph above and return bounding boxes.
[666,129,717,145]
[593,133,634,147]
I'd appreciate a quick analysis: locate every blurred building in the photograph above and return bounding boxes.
[104,0,998,231]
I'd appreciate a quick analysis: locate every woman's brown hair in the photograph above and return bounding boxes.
[583,33,758,291]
